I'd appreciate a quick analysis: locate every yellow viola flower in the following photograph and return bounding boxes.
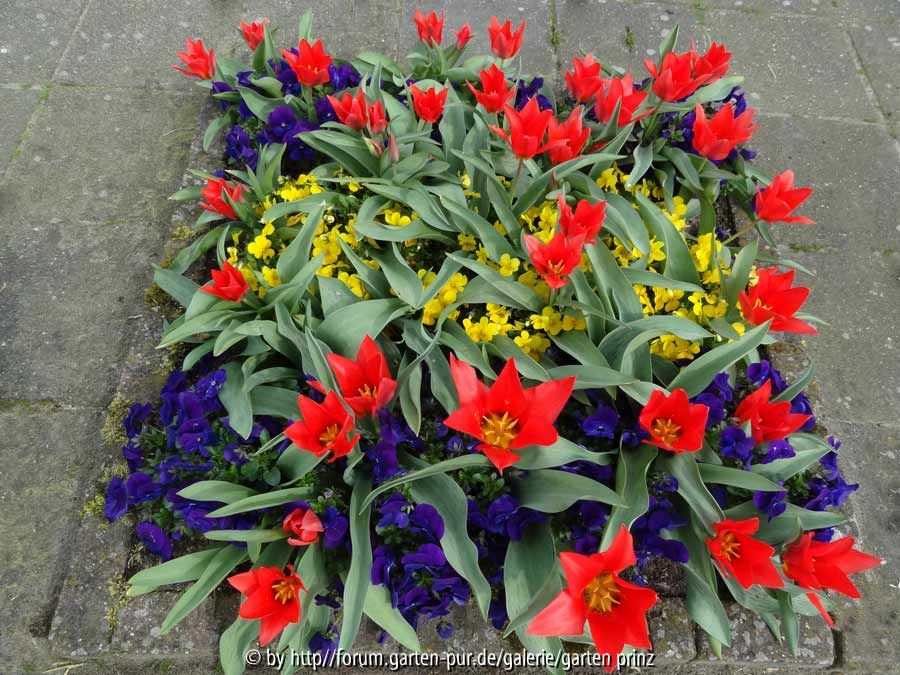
[463,316,500,343]
[498,253,521,277]
[596,167,618,191]
[261,266,281,288]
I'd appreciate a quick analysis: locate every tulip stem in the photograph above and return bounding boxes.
[722,220,759,246]
[303,86,318,124]
[509,158,524,201]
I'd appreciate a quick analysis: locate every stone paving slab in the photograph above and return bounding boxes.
[0,0,88,84]
[0,85,42,172]
[54,0,402,90]
[555,1,880,120]
[848,20,900,125]
[400,1,557,83]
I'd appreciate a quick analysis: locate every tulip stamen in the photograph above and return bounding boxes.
[272,578,300,604]
[583,572,621,614]
[319,424,341,445]
[481,412,519,448]
[651,417,682,446]
[719,531,741,560]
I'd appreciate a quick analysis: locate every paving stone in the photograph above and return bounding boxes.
[848,18,900,125]
[0,405,107,671]
[695,603,834,667]
[0,0,88,84]
[111,589,222,656]
[399,1,557,83]
[54,0,401,89]
[555,1,879,120]
[647,598,697,663]
[745,115,900,426]
[0,85,41,172]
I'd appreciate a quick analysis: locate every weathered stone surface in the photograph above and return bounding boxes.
[848,20,900,126]
[0,0,88,83]
[400,1,557,83]
[111,590,221,656]
[555,1,879,120]
[55,0,402,89]
[0,85,41,172]
[648,598,697,664]
[694,603,833,667]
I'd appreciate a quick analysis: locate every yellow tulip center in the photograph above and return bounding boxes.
[651,417,682,446]
[272,578,300,604]
[583,572,621,614]
[719,531,741,561]
[481,412,519,448]
[319,424,340,446]
[358,383,378,399]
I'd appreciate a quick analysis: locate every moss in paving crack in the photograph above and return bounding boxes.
[624,26,636,52]
[788,242,825,253]
[102,395,131,448]
[105,572,130,635]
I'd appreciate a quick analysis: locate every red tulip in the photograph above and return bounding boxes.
[455,23,473,50]
[240,19,268,51]
[326,335,397,417]
[525,231,584,290]
[565,54,603,103]
[754,170,814,224]
[782,533,882,626]
[707,518,784,589]
[695,42,732,82]
[691,103,757,161]
[558,194,606,245]
[638,388,709,453]
[200,177,243,220]
[528,526,657,672]
[488,16,525,59]
[735,379,811,444]
[202,261,249,303]
[281,39,332,87]
[739,267,817,335]
[414,9,444,46]
[466,64,515,114]
[284,391,359,462]
[410,85,448,124]
[282,508,324,547]
[228,565,304,646]
[367,99,387,134]
[546,107,590,165]
[593,74,651,127]
[173,39,216,80]
[490,98,556,159]
[328,89,369,130]
[443,355,575,473]
[644,47,709,102]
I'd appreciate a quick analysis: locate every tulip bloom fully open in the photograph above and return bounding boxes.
[281,39,332,87]
[565,54,603,103]
[240,19,268,51]
[491,98,557,159]
[593,74,651,127]
[285,391,359,461]
[525,231,584,290]
[528,526,658,672]
[639,388,709,453]
[414,9,444,46]
[558,194,606,245]
[467,65,515,114]
[782,533,882,626]
[322,335,397,417]
[735,379,811,444]
[546,107,590,165]
[739,267,817,335]
[488,17,525,59]
[202,261,249,303]
[410,85,448,123]
[282,507,324,547]
[199,177,243,220]
[228,565,304,646]
[692,102,757,161]
[443,355,575,472]
[707,518,784,589]
[328,89,369,130]
[173,38,216,80]
[754,170,814,224]
[645,47,710,102]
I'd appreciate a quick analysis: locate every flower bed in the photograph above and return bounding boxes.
[101,10,881,674]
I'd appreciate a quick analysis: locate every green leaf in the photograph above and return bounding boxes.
[772,361,814,404]
[177,481,258,504]
[277,446,324,484]
[220,617,257,675]
[622,267,705,293]
[585,239,644,322]
[635,191,700,285]
[449,253,543,312]
[398,359,423,435]
[219,362,253,439]
[751,433,833,481]
[206,487,313,518]
[405,454,493,621]
[625,143,654,188]
[368,243,423,306]
[127,547,224,595]
[360,454,492,511]
[317,298,409,356]
[668,320,770,396]
[515,469,624,512]
[724,239,758,312]
[160,545,247,634]
[664,453,724,532]
[205,528,286,543]
[236,85,280,121]
[546,364,636,389]
[778,590,800,656]
[363,584,421,652]
[153,265,199,307]
[339,474,373,651]
[514,437,615,470]
[698,463,784,492]
[601,444,657,548]
[276,204,325,283]
[249,385,300,419]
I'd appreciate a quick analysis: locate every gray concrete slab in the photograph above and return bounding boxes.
[555,1,880,120]
[848,19,900,125]
[0,85,42,171]
[0,0,88,84]
[399,1,557,82]
[54,0,402,89]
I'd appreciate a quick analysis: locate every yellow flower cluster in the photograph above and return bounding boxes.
[420,271,467,325]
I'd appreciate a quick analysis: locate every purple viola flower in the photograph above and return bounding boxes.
[709,484,728,508]
[126,471,162,505]
[488,598,508,630]
[321,507,349,549]
[136,522,173,560]
[123,403,152,439]
[196,368,227,400]
[436,621,454,639]
[790,393,816,432]
[225,125,259,170]
[271,56,302,95]
[328,63,361,91]
[760,438,796,464]
[372,545,397,585]
[486,494,545,541]
[309,631,338,658]
[515,77,553,111]
[401,543,446,572]
[753,487,787,521]
[263,105,300,143]
[582,405,619,439]
[121,440,142,473]
[222,442,249,465]
[813,527,835,542]
[746,360,787,393]
[720,426,754,468]
[103,477,128,522]
[621,424,648,447]
[819,450,840,482]
[377,493,411,529]
[693,392,725,428]
[410,503,445,541]
[707,372,734,402]
[806,475,858,511]
[432,576,471,607]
